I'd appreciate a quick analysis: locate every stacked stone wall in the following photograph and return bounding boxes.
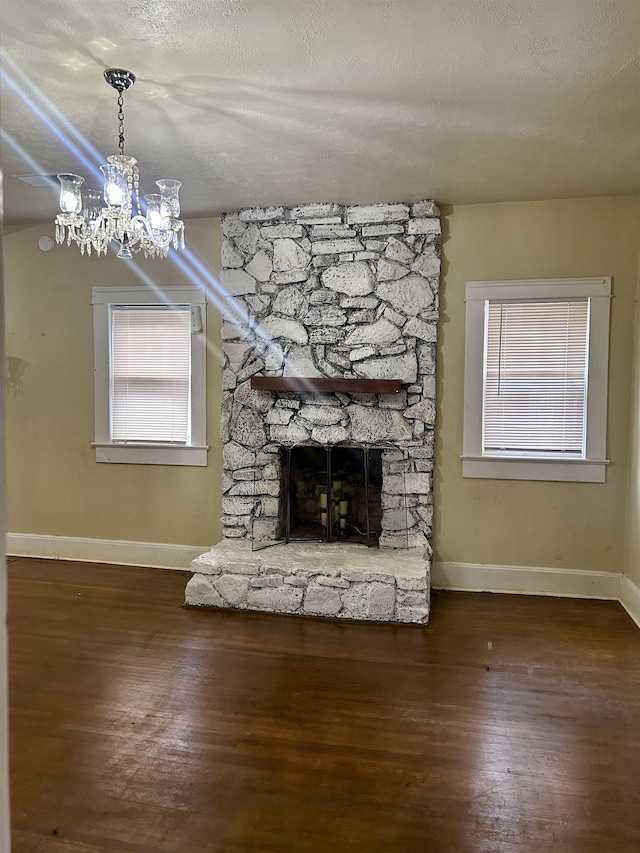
[219,200,441,549]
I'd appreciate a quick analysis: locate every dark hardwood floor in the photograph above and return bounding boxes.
[7,557,640,852]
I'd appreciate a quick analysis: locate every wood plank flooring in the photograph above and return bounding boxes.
[7,557,640,852]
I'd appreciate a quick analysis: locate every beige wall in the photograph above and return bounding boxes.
[4,218,223,547]
[5,197,640,576]
[623,248,640,587]
[434,196,640,573]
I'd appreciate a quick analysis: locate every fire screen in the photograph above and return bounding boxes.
[282,444,383,546]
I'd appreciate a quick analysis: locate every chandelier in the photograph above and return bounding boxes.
[55,68,185,259]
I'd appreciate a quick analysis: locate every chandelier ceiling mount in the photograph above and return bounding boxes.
[55,68,185,260]
[103,68,136,93]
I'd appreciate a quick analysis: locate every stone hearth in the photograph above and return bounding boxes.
[186,541,430,623]
[186,200,441,624]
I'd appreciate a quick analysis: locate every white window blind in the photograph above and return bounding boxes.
[483,299,589,455]
[110,305,191,443]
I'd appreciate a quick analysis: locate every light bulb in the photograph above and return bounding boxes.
[149,208,167,230]
[60,190,81,213]
[100,164,129,209]
[156,179,182,218]
[143,194,169,232]
[105,181,126,206]
[57,173,84,213]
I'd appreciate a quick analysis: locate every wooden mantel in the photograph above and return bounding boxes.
[250,377,403,394]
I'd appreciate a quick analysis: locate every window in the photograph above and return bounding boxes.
[92,286,208,465]
[462,278,611,482]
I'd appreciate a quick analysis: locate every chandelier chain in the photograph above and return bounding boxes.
[133,167,142,216]
[117,92,125,155]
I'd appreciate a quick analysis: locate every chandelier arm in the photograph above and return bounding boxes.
[130,214,174,249]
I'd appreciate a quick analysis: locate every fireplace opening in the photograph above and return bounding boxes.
[283,445,383,547]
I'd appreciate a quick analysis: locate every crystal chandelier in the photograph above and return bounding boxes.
[55,69,185,259]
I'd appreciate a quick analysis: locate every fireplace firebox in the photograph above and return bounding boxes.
[283,445,383,546]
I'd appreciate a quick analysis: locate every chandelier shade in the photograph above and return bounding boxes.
[55,69,185,259]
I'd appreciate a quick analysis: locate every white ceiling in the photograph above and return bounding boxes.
[1,0,639,226]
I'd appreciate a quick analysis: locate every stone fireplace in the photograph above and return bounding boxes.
[185,200,441,623]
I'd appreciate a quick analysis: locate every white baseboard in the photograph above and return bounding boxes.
[432,561,620,600]
[620,575,640,629]
[6,533,207,571]
[7,537,640,629]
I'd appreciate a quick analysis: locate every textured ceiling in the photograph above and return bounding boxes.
[1,0,639,225]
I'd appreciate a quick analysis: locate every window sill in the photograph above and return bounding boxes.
[461,455,609,483]
[93,443,209,467]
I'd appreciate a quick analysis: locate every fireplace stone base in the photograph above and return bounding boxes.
[185,540,431,624]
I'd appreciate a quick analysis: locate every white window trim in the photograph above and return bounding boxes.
[92,286,209,466]
[462,277,611,483]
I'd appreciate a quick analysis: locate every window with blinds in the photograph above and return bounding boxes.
[110,305,192,443]
[463,278,610,482]
[482,299,589,456]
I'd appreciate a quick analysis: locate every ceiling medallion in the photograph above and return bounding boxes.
[55,68,184,259]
